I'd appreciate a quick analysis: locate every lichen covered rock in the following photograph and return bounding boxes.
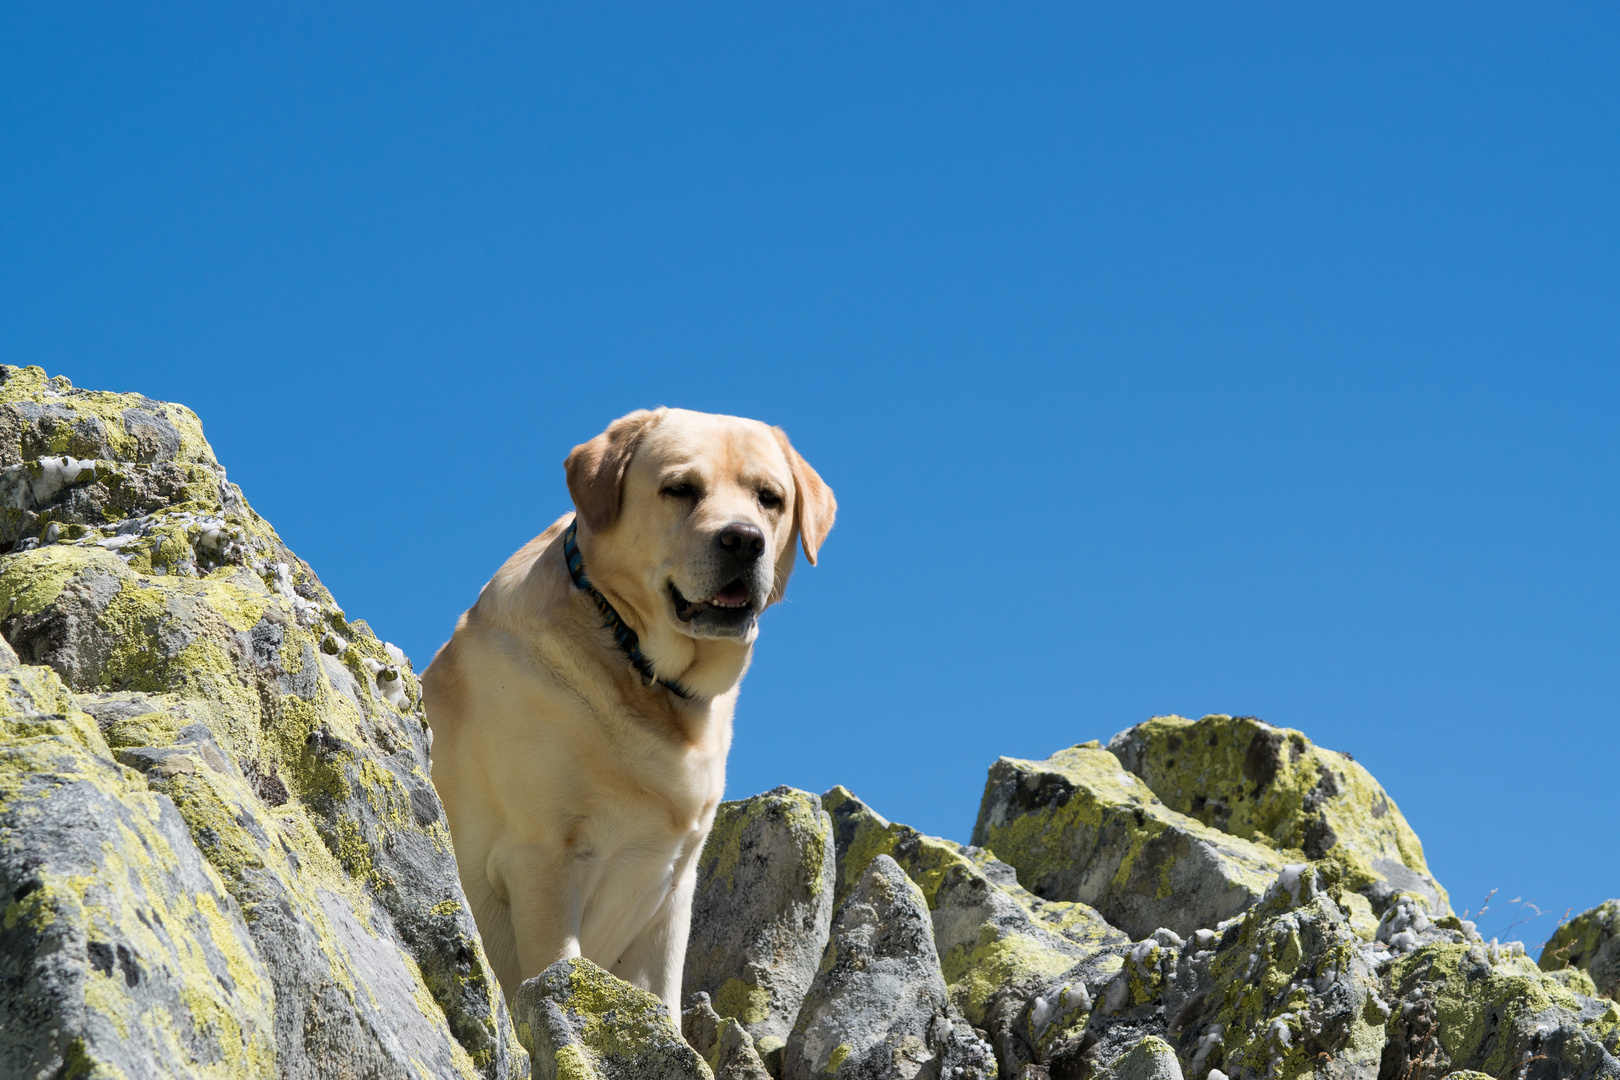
[0,367,523,1078]
[514,958,712,1080]
[1382,939,1620,1079]
[1106,715,1447,921]
[0,653,276,1079]
[683,992,774,1080]
[824,785,1127,1075]
[784,854,996,1079]
[1096,1035,1185,1080]
[1543,901,1620,1001]
[685,785,836,1058]
[971,742,1288,940]
[1159,864,1392,1080]
[5,366,1602,1080]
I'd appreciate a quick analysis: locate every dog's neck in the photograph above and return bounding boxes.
[558,520,753,703]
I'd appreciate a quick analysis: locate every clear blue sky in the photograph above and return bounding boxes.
[4,6,1615,945]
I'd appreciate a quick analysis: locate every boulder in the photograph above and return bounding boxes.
[685,785,836,1060]
[971,742,1288,940]
[1543,901,1620,1000]
[1106,714,1448,921]
[784,854,995,1079]
[683,993,774,1080]
[1096,1035,1184,1080]
[514,957,711,1080]
[824,785,1127,1075]
[0,366,523,1078]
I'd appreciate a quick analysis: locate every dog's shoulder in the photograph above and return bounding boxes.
[422,514,575,730]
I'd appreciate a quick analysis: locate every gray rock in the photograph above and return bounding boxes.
[1543,901,1620,1000]
[971,743,1288,940]
[684,993,774,1080]
[1096,1036,1184,1080]
[0,366,524,1078]
[514,957,712,1080]
[1105,714,1449,926]
[824,785,1127,1076]
[0,665,275,1080]
[1159,865,1391,1080]
[685,785,836,1056]
[784,854,995,1080]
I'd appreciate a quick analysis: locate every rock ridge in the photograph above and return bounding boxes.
[3,369,1613,1080]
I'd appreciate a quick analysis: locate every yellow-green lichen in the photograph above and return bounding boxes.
[700,787,828,897]
[1388,942,1620,1076]
[0,544,121,616]
[941,924,1079,1021]
[714,978,771,1025]
[0,365,217,465]
[824,786,1123,1027]
[1540,899,1619,997]
[0,671,278,1078]
[975,744,1283,910]
[1113,714,1446,910]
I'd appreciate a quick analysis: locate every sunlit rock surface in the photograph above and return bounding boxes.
[1106,714,1448,928]
[514,957,711,1080]
[0,366,523,1079]
[684,784,836,1063]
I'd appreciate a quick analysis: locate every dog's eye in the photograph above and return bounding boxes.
[758,489,783,510]
[661,483,697,499]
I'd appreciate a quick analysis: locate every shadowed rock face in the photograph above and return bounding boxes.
[0,366,524,1079]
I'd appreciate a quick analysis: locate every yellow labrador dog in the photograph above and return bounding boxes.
[422,408,834,1018]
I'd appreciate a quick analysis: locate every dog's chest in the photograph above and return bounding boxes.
[574,711,726,872]
[571,776,717,954]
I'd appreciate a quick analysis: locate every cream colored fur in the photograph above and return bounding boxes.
[422,408,834,1018]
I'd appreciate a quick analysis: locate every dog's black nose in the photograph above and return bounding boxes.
[717,522,766,560]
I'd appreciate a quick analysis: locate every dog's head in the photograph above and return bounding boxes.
[565,408,835,643]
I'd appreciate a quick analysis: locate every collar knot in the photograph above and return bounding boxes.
[561,519,694,700]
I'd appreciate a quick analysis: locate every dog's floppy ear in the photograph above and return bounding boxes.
[773,427,836,565]
[565,409,663,532]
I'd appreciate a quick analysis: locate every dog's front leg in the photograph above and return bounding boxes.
[500,843,585,992]
[609,853,701,1019]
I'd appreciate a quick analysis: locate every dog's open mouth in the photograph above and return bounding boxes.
[671,581,752,622]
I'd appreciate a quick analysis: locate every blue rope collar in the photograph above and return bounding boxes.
[561,519,695,700]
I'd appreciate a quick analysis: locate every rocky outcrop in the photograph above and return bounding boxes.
[0,367,522,1078]
[685,785,836,1064]
[783,854,995,1080]
[0,650,276,1079]
[6,369,1609,1080]
[971,741,1288,940]
[823,785,1128,1075]
[684,994,774,1080]
[514,958,711,1080]
[1544,901,1620,1001]
[1106,714,1447,927]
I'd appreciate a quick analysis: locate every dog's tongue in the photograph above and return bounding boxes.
[711,582,750,606]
